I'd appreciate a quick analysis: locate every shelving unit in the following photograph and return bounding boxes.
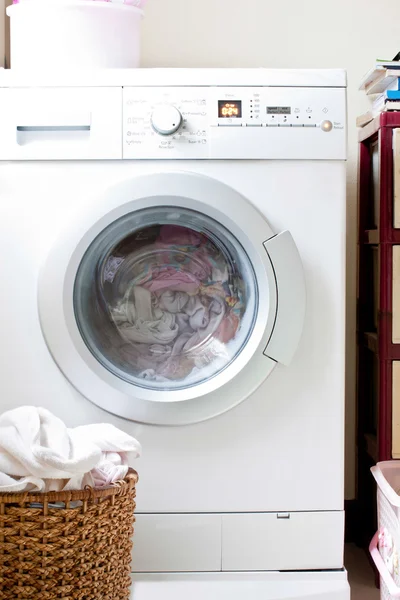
[357,112,400,546]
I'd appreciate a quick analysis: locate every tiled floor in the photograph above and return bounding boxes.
[346,544,379,599]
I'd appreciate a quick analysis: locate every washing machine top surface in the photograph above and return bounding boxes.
[0,67,347,88]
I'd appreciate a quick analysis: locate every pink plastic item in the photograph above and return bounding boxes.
[13,0,147,5]
[370,531,400,597]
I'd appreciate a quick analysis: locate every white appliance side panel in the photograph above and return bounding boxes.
[132,514,222,573]
[131,571,350,600]
[221,511,344,571]
[0,159,345,514]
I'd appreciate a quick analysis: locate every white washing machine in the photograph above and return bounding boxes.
[0,68,349,599]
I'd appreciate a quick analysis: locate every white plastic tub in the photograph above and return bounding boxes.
[7,1,143,70]
[370,461,400,599]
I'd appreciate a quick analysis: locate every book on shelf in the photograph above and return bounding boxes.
[356,112,374,128]
[358,55,400,126]
[372,92,400,113]
[356,101,400,128]
[360,61,400,91]
[365,71,400,95]
[379,89,400,100]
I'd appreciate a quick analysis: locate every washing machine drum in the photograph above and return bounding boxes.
[39,173,306,425]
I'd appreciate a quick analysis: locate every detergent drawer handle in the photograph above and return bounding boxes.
[17,125,90,133]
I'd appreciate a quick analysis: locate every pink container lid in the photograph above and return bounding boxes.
[13,0,146,6]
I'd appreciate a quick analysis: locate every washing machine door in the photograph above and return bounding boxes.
[39,172,305,425]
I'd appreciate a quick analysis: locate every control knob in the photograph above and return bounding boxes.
[151,105,182,136]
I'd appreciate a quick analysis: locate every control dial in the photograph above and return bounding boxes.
[151,105,182,136]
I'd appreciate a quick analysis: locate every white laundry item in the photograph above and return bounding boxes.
[184,295,210,330]
[139,369,170,382]
[158,290,189,313]
[112,285,179,345]
[70,423,142,461]
[112,284,155,324]
[212,265,229,283]
[0,407,141,492]
[149,344,172,357]
[70,423,141,488]
[124,312,178,345]
[0,406,100,483]
[175,312,192,334]
[0,471,46,493]
[182,297,226,354]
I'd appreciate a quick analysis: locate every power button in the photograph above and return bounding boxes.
[321,120,333,132]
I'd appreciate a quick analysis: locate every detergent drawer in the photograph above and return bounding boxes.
[222,511,344,571]
[0,87,123,160]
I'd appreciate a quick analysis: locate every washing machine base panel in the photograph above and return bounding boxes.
[131,571,350,600]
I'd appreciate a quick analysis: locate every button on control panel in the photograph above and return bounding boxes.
[122,86,346,159]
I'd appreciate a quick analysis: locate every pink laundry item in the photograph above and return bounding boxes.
[158,225,202,247]
[91,452,129,487]
[143,267,200,294]
[379,527,394,551]
[155,226,213,280]
[214,312,240,343]
[122,0,147,7]
[153,246,213,281]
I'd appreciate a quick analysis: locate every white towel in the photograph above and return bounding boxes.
[0,407,141,493]
[70,423,142,487]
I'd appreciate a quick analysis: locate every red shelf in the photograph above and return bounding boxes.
[356,113,400,546]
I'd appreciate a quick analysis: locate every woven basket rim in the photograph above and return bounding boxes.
[0,468,138,504]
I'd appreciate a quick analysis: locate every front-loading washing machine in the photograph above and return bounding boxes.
[0,68,349,599]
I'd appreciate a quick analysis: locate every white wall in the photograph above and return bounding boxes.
[141,0,400,501]
[1,0,399,499]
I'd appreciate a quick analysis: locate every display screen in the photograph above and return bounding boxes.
[218,100,242,118]
[267,106,291,114]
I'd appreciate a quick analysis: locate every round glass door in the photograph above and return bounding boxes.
[74,206,258,391]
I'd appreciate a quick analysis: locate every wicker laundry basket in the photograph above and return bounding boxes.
[0,469,138,600]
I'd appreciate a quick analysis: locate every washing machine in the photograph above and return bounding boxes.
[0,68,349,599]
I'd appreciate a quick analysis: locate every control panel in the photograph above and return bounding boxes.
[0,84,346,161]
[123,86,346,160]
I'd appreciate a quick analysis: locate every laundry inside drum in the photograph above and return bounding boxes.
[74,207,258,391]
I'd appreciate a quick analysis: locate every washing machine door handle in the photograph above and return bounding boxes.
[262,231,306,366]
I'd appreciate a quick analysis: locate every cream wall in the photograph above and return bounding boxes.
[141,0,400,501]
[1,0,399,499]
